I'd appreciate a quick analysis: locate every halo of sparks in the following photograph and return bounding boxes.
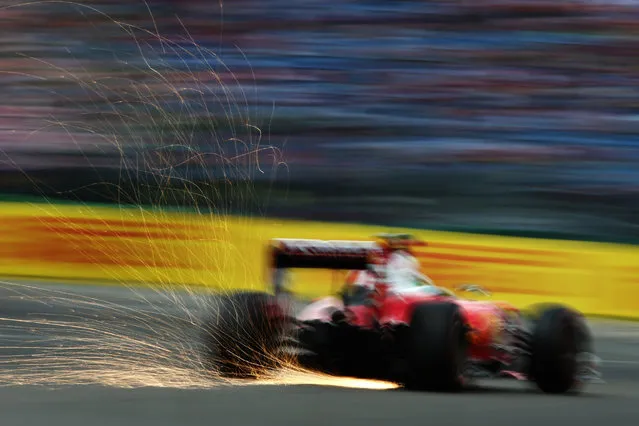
[0,1,397,392]
[0,279,399,391]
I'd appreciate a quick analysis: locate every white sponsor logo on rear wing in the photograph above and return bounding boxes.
[272,239,382,257]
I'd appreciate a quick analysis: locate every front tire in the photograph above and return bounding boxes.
[405,302,468,391]
[530,305,591,394]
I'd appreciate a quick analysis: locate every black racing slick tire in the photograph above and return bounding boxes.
[405,302,468,392]
[296,320,337,373]
[202,291,286,379]
[530,305,591,394]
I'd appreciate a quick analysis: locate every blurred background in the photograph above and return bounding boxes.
[2,0,639,244]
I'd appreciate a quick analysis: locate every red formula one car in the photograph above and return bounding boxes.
[203,234,601,393]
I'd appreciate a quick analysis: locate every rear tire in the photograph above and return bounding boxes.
[297,320,338,373]
[405,302,468,391]
[202,291,285,379]
[530,305,591,394]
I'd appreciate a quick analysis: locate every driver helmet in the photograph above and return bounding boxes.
[367,249,388,279]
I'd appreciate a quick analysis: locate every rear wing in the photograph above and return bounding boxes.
[269,238,383,271]
[267,236,427,295]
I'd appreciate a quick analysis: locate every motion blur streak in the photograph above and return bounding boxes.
[0,0,639,401]
[0,202,638,319]
[2,1,639,244]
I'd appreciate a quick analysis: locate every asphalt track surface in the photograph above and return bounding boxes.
[0,280,638,426]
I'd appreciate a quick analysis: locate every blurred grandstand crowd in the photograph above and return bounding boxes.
[2,0,639,242]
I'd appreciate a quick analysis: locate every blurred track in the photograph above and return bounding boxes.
[0,280,638,426]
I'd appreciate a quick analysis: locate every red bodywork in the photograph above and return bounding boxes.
[271,237,521,364]
[298,289,520,363]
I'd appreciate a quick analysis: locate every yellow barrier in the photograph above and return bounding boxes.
[0,201,637,318]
